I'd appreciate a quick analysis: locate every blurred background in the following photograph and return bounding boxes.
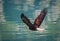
[0,0,60,41]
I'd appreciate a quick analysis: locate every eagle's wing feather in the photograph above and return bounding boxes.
[34,8,47,28]
[21,13,33,27]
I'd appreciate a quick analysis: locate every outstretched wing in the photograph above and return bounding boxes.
[34,8,47,28]
[21,13,33,27]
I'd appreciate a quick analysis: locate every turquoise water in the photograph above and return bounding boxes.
[0,0,60,41]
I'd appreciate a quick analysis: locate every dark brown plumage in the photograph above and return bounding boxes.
[21,8,47,31]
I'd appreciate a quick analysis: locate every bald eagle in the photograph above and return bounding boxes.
[21,8,47,31]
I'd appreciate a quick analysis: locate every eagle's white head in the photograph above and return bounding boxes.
[36,28,45,32]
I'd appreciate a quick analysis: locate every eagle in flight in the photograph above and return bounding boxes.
[21,8,47,31]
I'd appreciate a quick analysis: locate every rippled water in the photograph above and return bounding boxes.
[0,0,60,41]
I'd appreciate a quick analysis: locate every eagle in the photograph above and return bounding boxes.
[21,8,47,31]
